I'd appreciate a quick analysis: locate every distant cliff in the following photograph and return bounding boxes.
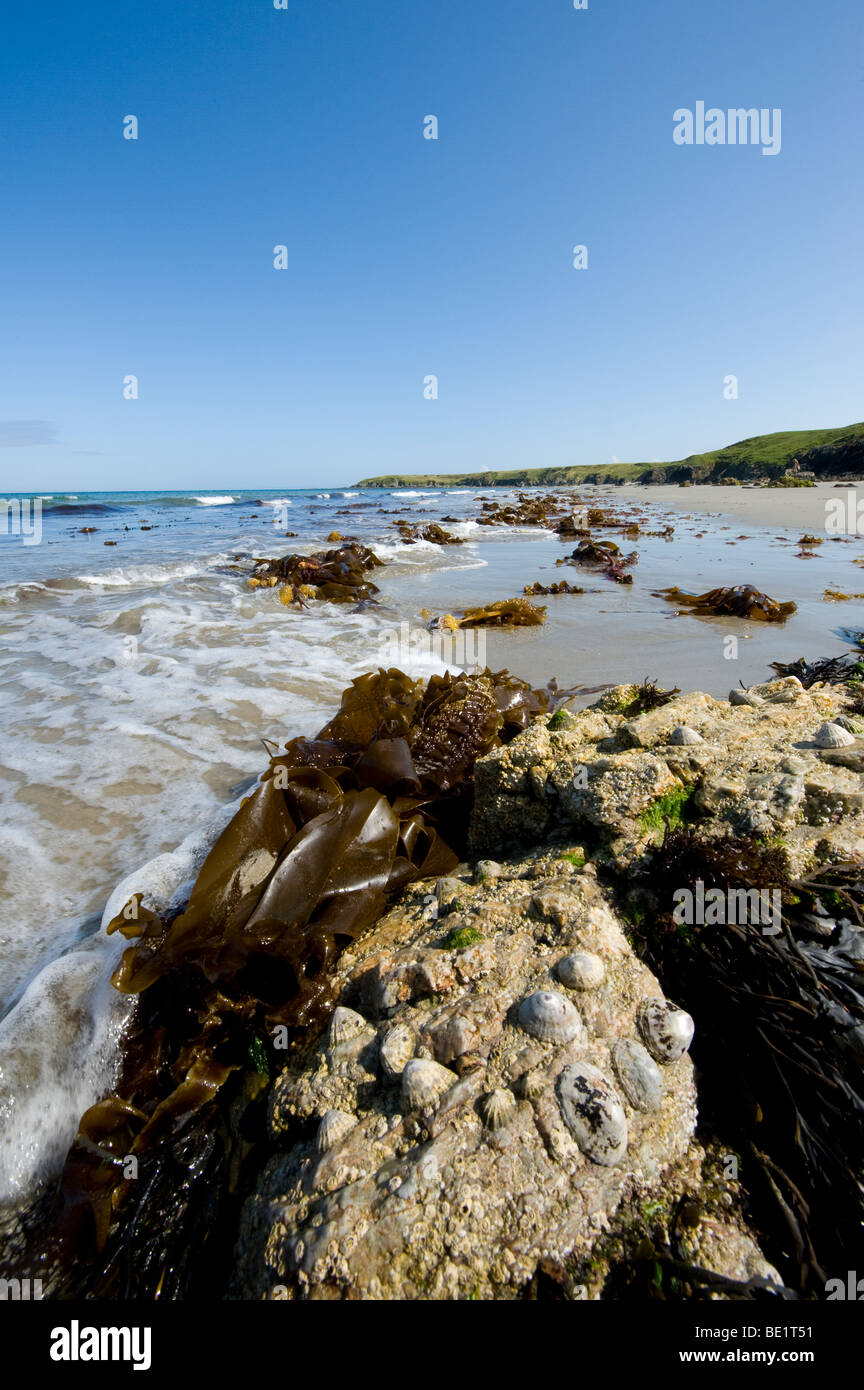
[355,423,864,488]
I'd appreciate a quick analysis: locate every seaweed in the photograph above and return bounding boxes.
[617,677,681,717]
[53,665,560,1289]
[393,521,464,545]
[523,580,584,596]
[625,831,864,1292]
[249,544,384,604]
[654,584,797,622]
[565,539,638,583]
[450,597,546,628]
[769,653,863,688]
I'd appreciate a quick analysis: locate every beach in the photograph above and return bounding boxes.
[1,479,863,1294]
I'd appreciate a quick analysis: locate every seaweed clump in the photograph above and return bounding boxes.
[563,538,638,584]
[445,597,546,628]
[625,829,864,1294]
[654,584,797,622]
[523,580,584,596]
[393,521,464,546]
[53,665,561,1293]
[617,677,681,717]
[250,543,384,604]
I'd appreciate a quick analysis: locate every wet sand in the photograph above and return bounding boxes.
[609,480,863,530]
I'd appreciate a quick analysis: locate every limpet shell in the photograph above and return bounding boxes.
[379,1023,415,1079]
[401,1058,457,1114]
[328,1006,368,1047]
[729,688,762,707]
[814,721,856,748]
[481,1088,517,1131]
[315,1109,356,1154]
[668,725,703,745]
[637,998,694,1063]
[517,990,582,1044]
[557,1062,628,1166]
[556,951,605,990]
[611,1039,664,1112]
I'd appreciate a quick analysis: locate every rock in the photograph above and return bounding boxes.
[435,877,466,913]
[473,859,503,882]
[237,869,698,1300]
[530,887,580,927]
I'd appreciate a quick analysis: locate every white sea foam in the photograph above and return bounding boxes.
[73,560,210,588]
[193,495,236,506]
[0,800,241,1199]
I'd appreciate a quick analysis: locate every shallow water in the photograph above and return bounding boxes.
[0,481,862,1202]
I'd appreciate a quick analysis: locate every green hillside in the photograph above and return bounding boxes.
[355,422,864,488]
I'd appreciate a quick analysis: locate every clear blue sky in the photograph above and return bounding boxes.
[1,0,862,490]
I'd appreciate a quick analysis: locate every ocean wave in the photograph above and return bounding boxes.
[73,560,209,588]
[43,501,123,516]
[192,495,236,506]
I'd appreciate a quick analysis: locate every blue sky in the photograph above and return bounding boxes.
[0,0,862,489]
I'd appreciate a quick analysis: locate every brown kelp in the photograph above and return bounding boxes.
[249,543,384,604]
[523,580,584,596]
[393,521,464,545]
[53,666,561,1294]
[562,538,638,584]
[453,597,546,628]
[655,584,797,622]
[624,831,864,1293]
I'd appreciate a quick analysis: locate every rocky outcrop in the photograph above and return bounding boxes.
[471,677,864,874]
[233,860,709,1299]
[232,675,862,1300]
